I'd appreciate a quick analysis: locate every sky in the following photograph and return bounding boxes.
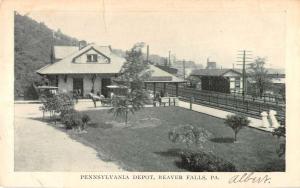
[22,9,286,69]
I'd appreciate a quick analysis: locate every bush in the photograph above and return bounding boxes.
[180,151,236,172]
[169,124,212,148]
[255,159,285,172]
[61,110,82,129]
[81,114,91,130]
[40,92,74,120]
[272,126,286,158]
[82,114,91,123]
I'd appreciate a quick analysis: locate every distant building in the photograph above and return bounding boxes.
[206,58,217,69]
[190,69,243,93]
[172,60,203,79]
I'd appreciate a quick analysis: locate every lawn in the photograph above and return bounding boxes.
[67,106,285,172]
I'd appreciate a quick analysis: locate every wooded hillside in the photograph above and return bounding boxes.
[14,12,79,99]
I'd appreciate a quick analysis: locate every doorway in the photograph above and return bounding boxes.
[73,78,84,97]
[101,78,111,98]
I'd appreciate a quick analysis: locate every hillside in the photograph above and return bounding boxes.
[14,12,79,99]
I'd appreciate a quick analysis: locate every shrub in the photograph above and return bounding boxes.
[61,110,82,129]
[255,159,285,172]
[180,151,236,172]
[224,114,250,142]
[81,114,91,130]
[40,92,74,121]
[273,126,285,138]
[272,126,286,158]
[169,124,212,149]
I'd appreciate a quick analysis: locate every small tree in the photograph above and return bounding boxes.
[224,114,250,142]
[109,42,152,124]
[247,57,272,98]
[272,126,285,157]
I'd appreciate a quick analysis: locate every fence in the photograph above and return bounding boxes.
[152,84,286,125]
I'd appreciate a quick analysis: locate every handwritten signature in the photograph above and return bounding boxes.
[229,172,271,184]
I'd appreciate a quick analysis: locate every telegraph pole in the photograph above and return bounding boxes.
[236,50,253,102]
[168,50,171,67]
[146,45,149,64]
[183,59,186,80]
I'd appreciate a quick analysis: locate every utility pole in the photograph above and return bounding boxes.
[183,59,186,80]
[168,50,171,67]
[236,50,253,102]
[146,45,149,64]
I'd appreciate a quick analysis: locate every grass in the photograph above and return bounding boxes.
[66,106,285,172]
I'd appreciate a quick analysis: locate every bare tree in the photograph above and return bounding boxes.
[248,57,272,98]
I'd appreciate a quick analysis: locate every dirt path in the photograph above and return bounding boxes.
[14,103,122,171]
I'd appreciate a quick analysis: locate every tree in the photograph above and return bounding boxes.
[272,126,285,157]
[224,114,250,142]
[110,95,131,124]
[109,42,152,124]
[247,57,272,98]
[279,85,285,102]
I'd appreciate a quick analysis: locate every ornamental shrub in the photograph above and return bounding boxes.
[272,126,286,158]
[180,151,236,172]
[81,114,91,130]
[61,110,82,129]
[40,92,74,120]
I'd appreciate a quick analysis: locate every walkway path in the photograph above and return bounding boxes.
[177,100,273,132]
[14,103,122,171]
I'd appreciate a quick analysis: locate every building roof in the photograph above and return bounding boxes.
[154,65,178,75]
[146,65,185,83]
[247,77,285,84]
[37,44,126,75]
[54,46,79,60]
[271,78,285,84]
[191,67,285,77]
[190,69,242,77]
[234,68,285,75]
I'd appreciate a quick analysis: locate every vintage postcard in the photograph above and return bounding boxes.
[0,0,300,187]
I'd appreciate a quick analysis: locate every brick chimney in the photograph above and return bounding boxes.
[206,58,217,69]
[78,40,87,49]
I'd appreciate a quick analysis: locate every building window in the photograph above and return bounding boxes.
[235,77,240,88]
[87,54,98,62]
